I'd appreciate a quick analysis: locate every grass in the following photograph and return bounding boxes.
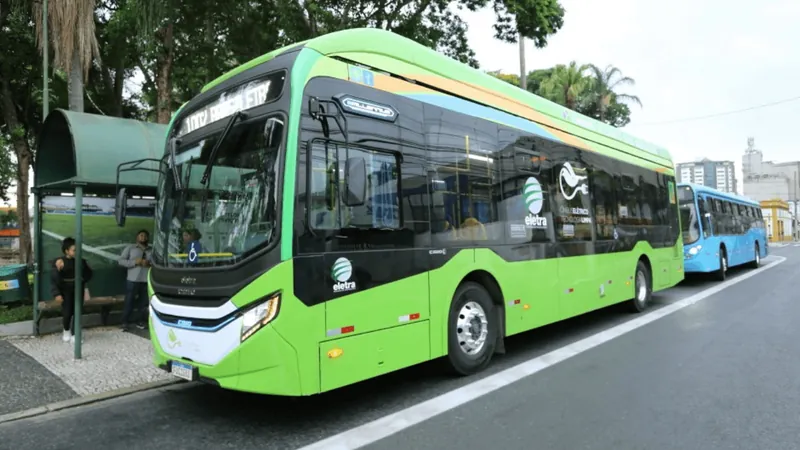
[0,304,33,324]
[42,214,154,269]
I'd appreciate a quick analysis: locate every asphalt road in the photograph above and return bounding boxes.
[0,340,76,416]
[0,246,795,450]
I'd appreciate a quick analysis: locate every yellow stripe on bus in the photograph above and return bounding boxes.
[169,253,235,258]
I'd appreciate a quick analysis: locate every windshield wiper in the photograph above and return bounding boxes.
[199,110,247,219]
[201,110,247,186]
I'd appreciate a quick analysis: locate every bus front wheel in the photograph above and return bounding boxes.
[715,248,727,281]
[446,282,497,376]
[628,260,652,313]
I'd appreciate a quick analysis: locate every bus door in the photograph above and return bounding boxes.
[323,144,430,325]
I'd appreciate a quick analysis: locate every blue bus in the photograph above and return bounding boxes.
[678,183,767,280]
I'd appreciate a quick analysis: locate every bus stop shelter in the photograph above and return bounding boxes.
[33,109,167,358]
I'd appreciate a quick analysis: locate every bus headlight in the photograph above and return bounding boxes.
[687,245,702,257]
[240,292,281,342]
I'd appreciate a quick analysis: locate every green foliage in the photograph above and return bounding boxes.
[0,208,19,226]
[0,304,33,325]
[487,70,521,86]
[487,62,641,127]
[0,136,14,202]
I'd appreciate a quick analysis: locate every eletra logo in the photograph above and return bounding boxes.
[167,328,181,349]
[523,176,544,215]
[332,257,356,292]
[523,176,547,229]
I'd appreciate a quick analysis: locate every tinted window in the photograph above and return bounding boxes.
[425,107,502,246]
[497,128,555,244]
[591,167,617,240]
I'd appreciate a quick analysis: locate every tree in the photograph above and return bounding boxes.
[585,64,641,123]
[537,61,591,110]
[487,70,520,86]
[32,0,100,112]
[125,0,566,123]
[0,138,14,202]
[275,0,565,68]
[82,0,146,118]
[0,3,40,263]
[486,63,639,127]
[525,68,554,93]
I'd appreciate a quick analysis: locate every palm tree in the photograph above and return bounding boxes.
[33,0,100,112]
[586,64,642,122]
[538,61,591,110]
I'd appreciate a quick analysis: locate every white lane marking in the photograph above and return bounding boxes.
[297,256,787,450]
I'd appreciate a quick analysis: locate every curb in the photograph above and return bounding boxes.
[0,378,185,425]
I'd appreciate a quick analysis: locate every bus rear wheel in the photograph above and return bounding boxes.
[748,244,761,269]
[446,282,497,376]
[628,260,652,313]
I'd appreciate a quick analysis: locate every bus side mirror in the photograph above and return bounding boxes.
[308,97,321,119]
[343,156,366,207]
[115,187,128,227]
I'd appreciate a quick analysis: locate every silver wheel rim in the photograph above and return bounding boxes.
[756,250,760,265]
[722,255,727,272]
[456,301,489,355]
[636,270,647,304]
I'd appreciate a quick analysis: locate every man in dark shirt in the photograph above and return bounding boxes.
[51,237,93,343]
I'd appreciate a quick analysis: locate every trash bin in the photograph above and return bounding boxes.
[0,264,31,304]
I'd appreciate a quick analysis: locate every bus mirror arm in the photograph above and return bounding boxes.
[308,96,348,140]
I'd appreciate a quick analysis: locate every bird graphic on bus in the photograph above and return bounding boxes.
[559,162,589,200]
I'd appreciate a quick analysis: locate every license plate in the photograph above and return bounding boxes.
[170,361,195,381]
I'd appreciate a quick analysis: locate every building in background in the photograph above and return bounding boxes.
[676,158,737,193]
[742,137,800,240]
[760,199,795,242]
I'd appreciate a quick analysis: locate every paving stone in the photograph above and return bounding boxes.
[10,327,172,397]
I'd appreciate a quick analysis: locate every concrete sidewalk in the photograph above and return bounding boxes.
[0,327,177,421]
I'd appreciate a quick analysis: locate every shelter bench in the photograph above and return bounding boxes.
[37,294,126,328]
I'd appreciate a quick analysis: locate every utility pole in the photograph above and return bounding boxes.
[519,33,527,91]
[33,0,49,335]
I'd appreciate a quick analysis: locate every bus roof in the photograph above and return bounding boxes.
[678,182,760,207]
[201,28,674,169]
[302,28,673,167]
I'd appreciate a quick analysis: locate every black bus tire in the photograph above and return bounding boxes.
[628,260,652,313]
[748,243,761,269]
[715,248,727,281]
[446,281,497,376]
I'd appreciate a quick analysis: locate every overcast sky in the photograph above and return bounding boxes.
[462,0,800,193]
[8,1,798,207]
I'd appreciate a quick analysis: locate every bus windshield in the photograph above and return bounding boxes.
[153,114,284,268]
[680,201,701,245]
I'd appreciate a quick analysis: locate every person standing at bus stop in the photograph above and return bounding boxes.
[118,229,152,331]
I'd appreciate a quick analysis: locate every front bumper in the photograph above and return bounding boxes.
[150,305,303,396]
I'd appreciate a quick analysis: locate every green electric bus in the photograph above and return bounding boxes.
[114,28,684,396]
